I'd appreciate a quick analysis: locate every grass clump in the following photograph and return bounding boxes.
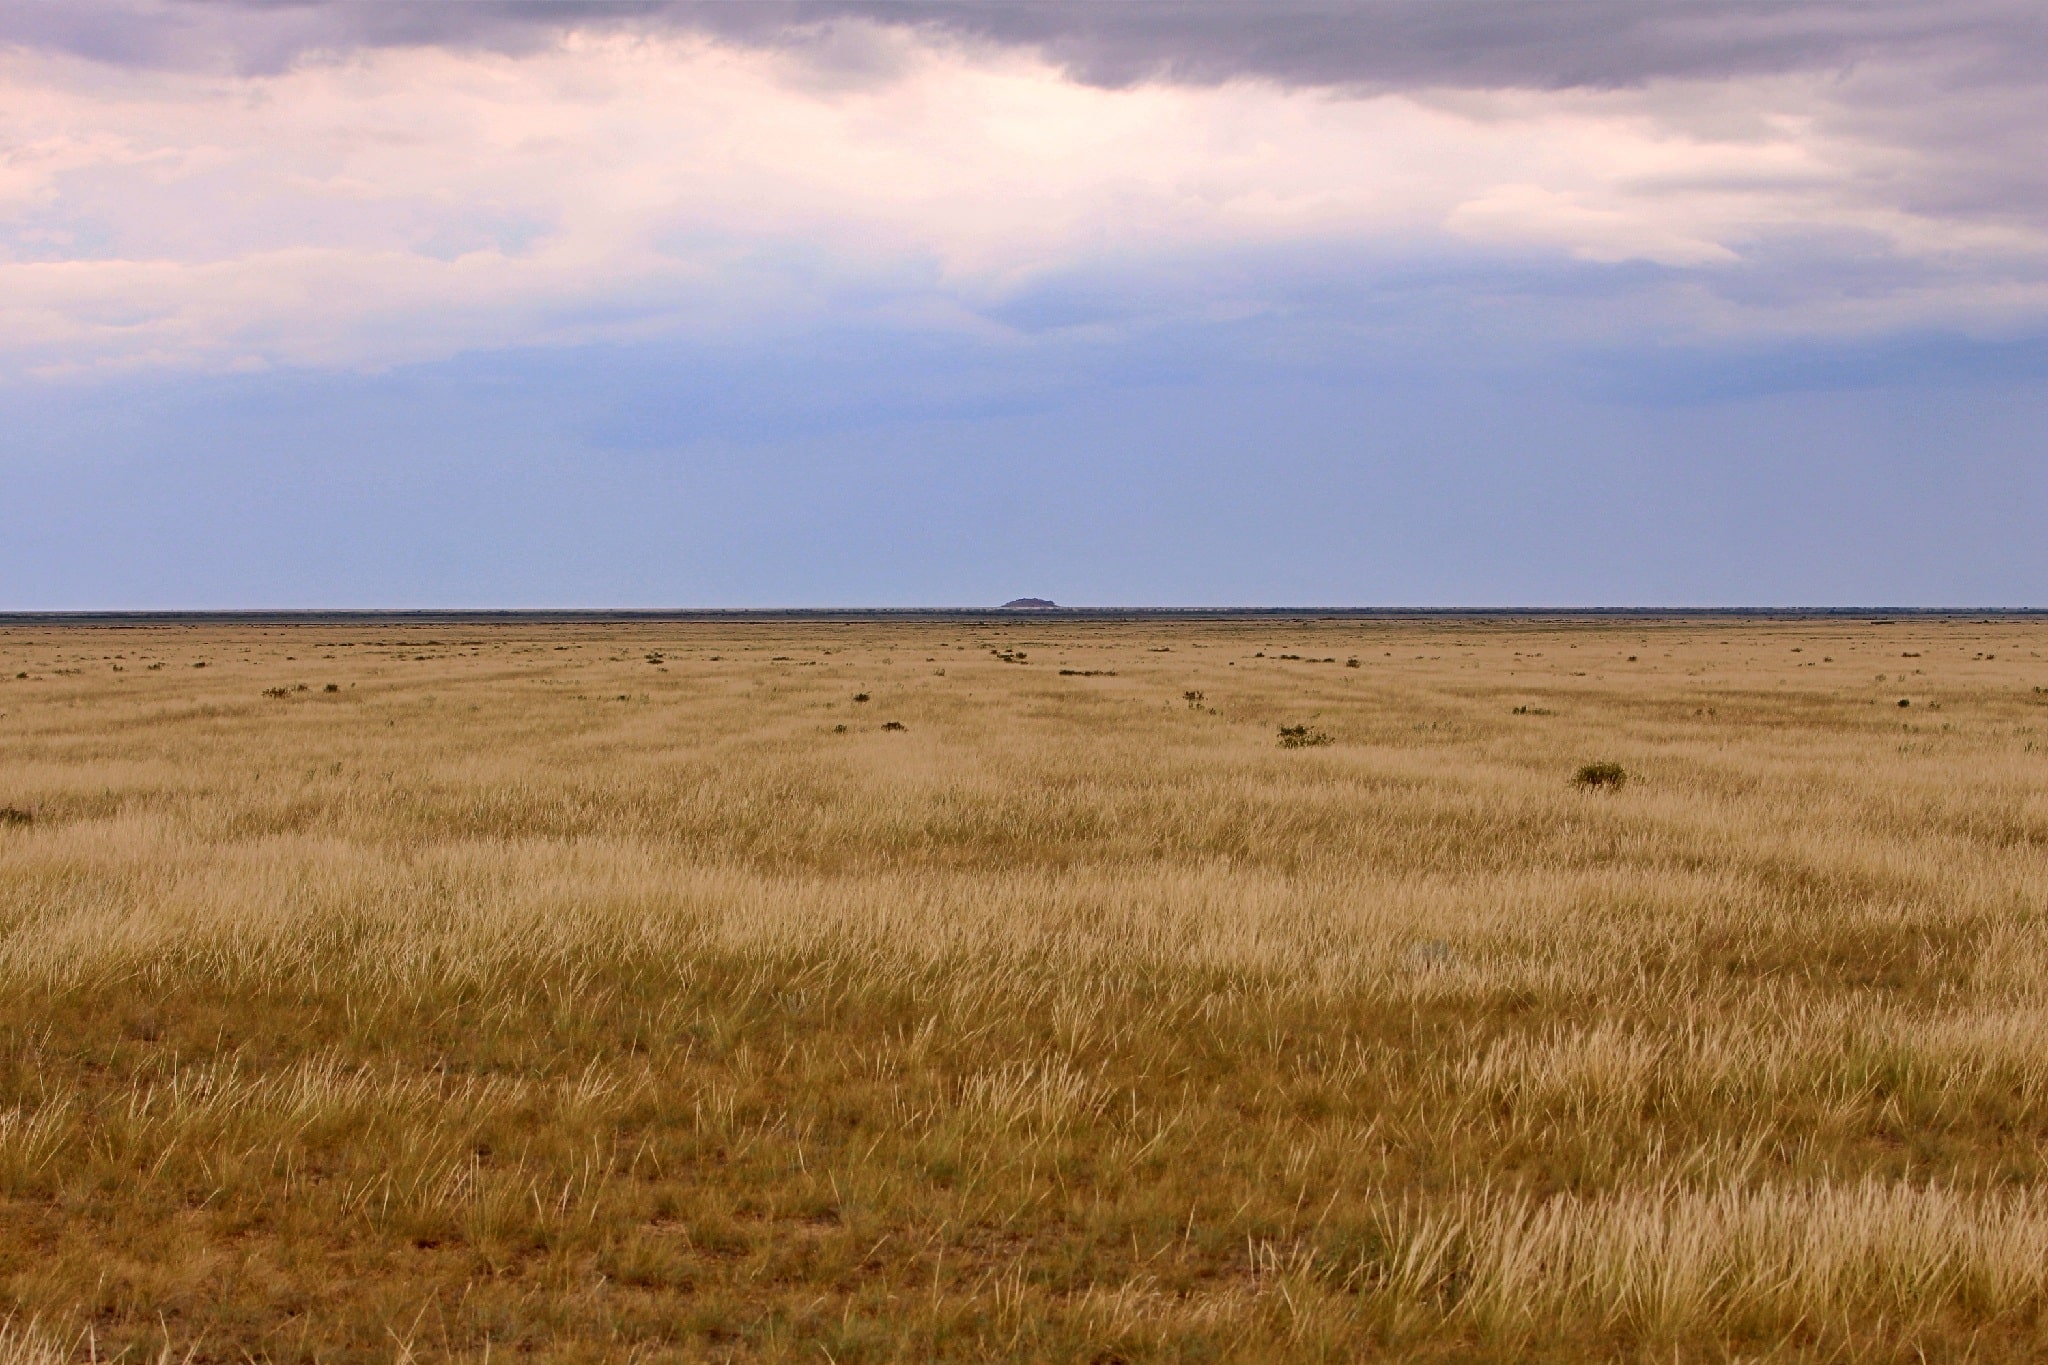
[1277,723,1332,748]
[1573,760,1628,789]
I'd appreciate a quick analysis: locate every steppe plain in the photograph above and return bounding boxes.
[3,613,2048,1362]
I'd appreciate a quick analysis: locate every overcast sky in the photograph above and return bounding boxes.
[3,0,2045,607]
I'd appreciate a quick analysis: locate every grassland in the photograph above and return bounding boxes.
[3,613,2048,1362]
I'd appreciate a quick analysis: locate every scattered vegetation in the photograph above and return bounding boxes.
[0,618,2045,1360]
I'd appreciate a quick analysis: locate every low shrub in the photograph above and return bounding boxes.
[1277,725,1332,749]
[1573,762,1627,789]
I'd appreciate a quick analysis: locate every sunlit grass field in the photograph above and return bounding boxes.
[4,613,2048,1362]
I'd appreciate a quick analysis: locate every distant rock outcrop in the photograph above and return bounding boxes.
[1000,597,1058,609]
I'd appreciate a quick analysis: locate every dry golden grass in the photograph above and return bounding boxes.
[3,613,2048,1361]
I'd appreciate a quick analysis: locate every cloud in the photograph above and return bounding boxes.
[0,3,2043,377]
[782,1,2045,95]
[6,1,2036,91]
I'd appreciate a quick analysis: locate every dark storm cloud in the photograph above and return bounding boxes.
[3,0,2039,91]
[755,0,2044,93]
[0,2,657,74]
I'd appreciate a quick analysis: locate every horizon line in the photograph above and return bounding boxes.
[4,606,2044,626]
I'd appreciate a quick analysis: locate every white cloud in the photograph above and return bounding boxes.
[1445,183,1741,266]
[0,25,2042,376]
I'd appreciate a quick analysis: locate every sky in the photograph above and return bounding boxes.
[2,0,2046,608]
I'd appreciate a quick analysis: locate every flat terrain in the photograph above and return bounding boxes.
[3,615,2048,1361]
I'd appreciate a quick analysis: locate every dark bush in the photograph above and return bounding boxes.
[881,721,907,732]
[0,807,32,827]
[1573,762,1628,789]
[1277,725,1333,749]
